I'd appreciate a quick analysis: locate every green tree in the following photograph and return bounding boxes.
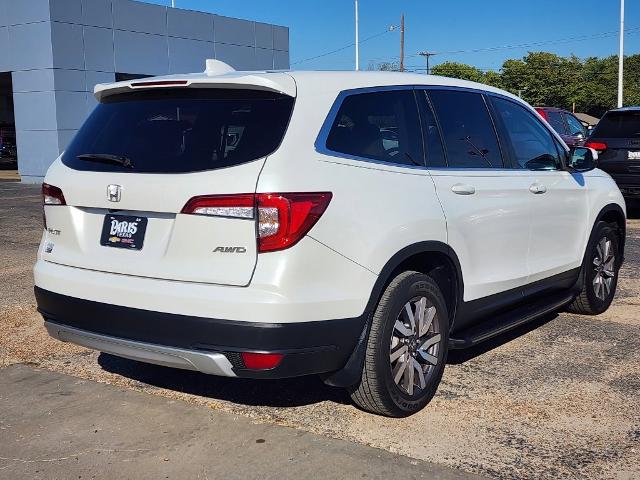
[430,62,485,83]
[370,52,640,116]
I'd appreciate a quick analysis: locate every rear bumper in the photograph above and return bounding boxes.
[45,321,237,376]
[36,287,366,379]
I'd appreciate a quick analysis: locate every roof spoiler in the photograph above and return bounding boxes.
[94,60,296,101]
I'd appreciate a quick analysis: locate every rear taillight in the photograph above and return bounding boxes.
[535,108,548,121]
[181,194,255,219]
[585,141,607,151]
[42,183,66,206]
[181,192,332,253]
[256,193,332,252]
[42,183,66,229]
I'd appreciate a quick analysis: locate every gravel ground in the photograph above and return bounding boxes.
[1,182,639,480]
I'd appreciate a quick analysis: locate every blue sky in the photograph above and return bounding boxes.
[147,0,640,71]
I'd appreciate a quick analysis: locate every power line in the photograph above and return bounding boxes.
[376,26,640,64]
[291,27,397,66]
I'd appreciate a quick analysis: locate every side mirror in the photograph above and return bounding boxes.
[569,147,598,172]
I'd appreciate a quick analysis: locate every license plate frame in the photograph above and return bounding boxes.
[100,214,148,250]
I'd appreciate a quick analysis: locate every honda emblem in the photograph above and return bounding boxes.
[107,184,122,202]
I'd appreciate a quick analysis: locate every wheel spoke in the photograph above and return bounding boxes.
[404,358,414,395]
[593,274,604,300]
[394,320,413,337]
[602,239,611,262]
[413,358,426,389]
[392,355,408,384]
[415,297,427,336]
[604,256,616,276]
[404,303,415,332]
[418,349,438,365]
[419,333,441,351]
[420,306,436,337]
[603,276,613,296]
[389,345,408,363]
[596,242,604,263]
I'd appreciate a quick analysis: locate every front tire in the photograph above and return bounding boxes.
[567,221,620,315]
[349,271,449,417]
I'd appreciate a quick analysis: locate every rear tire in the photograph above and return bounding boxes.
[567,221,620,315]
[349,271,449,417]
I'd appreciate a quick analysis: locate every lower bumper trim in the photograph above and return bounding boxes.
[45,321,236,377]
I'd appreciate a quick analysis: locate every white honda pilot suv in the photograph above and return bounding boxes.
[35,61,626,417]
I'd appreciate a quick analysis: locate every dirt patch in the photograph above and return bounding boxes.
[2,186,639,480]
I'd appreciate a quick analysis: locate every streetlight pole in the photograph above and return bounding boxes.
[171,0,175,7]
[617,0,624,107]
[354,0,359,71]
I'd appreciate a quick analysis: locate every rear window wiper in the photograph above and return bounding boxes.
[77,153,134,169]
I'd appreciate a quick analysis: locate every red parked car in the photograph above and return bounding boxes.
[535,107,587,147]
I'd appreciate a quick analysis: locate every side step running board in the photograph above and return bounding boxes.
[448,292,575,349]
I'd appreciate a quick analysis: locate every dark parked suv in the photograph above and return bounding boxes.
[586,107,640,201]
[535,107,588,147]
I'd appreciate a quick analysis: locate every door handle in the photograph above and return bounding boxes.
[451,183,476,195]
[529,183,547,194]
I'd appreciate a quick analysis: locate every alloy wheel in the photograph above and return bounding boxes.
[592,237,616,301]
[389,296,441,396]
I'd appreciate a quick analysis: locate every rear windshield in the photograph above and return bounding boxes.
[62,89,294,173]
[591,111,640,139]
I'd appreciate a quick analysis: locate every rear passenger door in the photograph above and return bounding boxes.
[421,89,533,305]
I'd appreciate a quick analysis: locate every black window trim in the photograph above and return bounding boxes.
[315,85,428,170]
[416,89,448,168]
[316,84,569,172]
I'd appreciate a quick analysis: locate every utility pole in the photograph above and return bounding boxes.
[355,0,360,71]
[617,0,624,107]
[418,51,436,75]
[399,14,405,72]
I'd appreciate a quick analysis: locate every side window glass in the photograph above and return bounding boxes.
[546,111,567,135]
[428,90,503,168]
[417,91,446,167]
[490,97,562,171]
[325,90,423,166]
[565,114,586,137]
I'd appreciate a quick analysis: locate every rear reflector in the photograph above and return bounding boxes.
[585,141,607,151]
[181,192,333,253]
[241,352,284,370]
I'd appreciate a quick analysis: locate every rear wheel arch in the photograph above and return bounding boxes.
[323,241,464,388]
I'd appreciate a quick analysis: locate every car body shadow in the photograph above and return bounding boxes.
[97,353,351,408]
[447,312,558,364]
